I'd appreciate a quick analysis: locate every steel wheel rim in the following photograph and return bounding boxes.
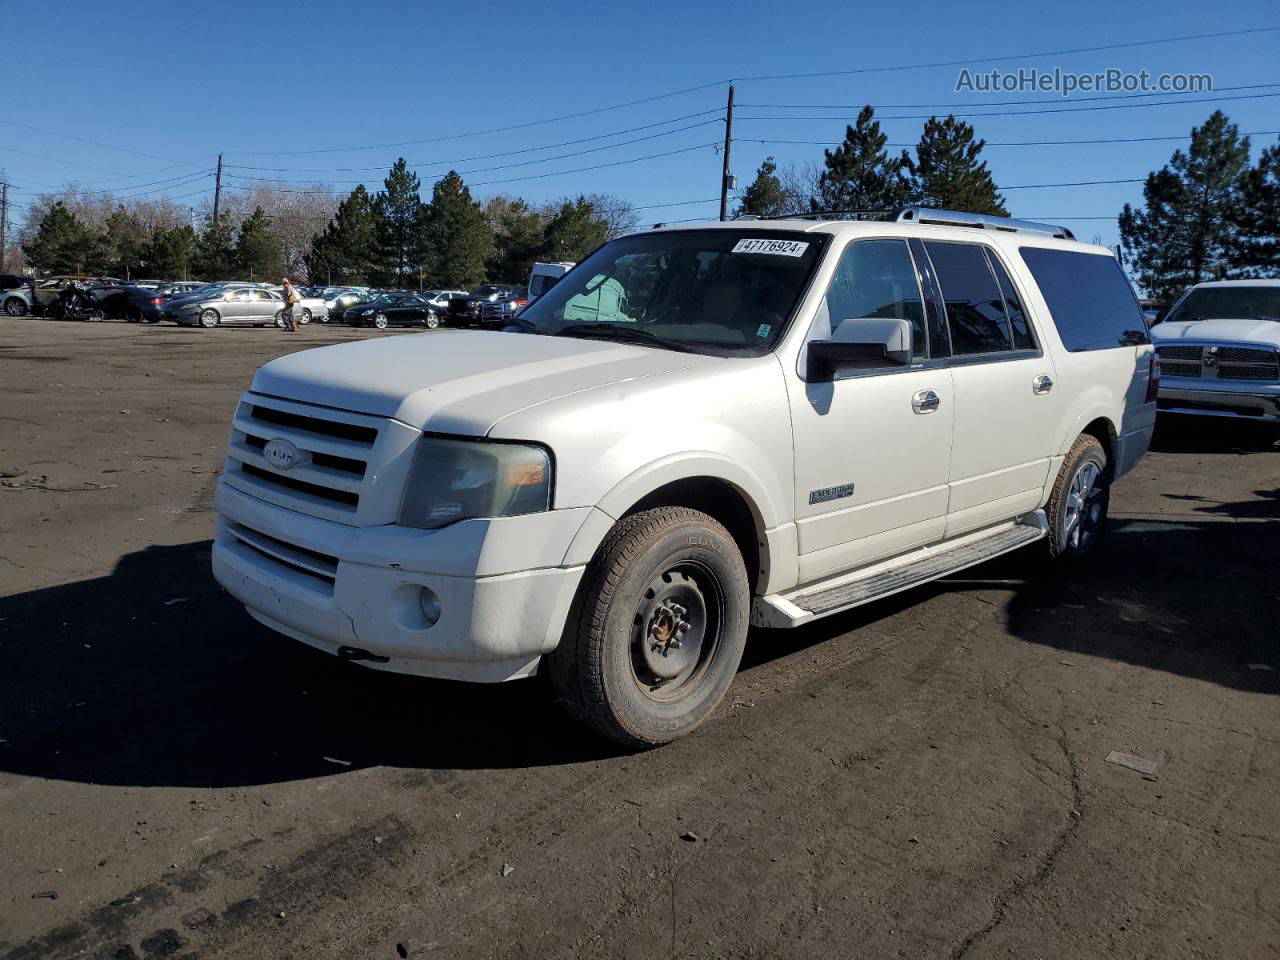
[1064,461,1104,550]
[629,559,724,702]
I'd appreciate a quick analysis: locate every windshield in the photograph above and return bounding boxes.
[517,229,827,355]
[1165,286,1280,324]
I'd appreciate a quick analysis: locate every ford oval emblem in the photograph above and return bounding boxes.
[262,438,301,470]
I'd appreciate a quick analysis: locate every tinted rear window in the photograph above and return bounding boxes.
[1019,248,1148,351]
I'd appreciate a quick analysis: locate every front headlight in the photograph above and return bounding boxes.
[398,436,552,529]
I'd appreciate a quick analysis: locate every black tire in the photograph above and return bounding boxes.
[1046,434,1110,561]
[125,306,144,323]
[274,311,286,328]
[424,313,440,329]
[547,506,750,748]
[374,313,389,330]
[4,297,27,317]
[300,308,311,325]
[199,309,219,329]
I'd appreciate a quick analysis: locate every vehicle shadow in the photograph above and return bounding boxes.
[0,542,621,789]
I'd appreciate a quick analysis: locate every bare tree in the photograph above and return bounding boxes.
[778,162,822,214]
[583,192,640,239]
[199,184,339,280]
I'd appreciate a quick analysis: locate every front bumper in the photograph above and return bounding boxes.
[1157,380,1280,421]
[211,480,593,682]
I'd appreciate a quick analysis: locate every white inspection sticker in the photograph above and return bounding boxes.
[732,238,809,257]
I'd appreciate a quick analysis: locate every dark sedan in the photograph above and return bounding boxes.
[342,294,442,329]
[45,282,166,322]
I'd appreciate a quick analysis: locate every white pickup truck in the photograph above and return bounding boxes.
[212,207,1157,746]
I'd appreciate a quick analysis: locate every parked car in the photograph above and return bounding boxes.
[1,275,35,316]
[43,282,166,322]
[15,276,123,316]
[155,281,204,299]
[421,289,469,311]
[211,206,1156,747]
[169,287,287,328]
[527,262,575,302]
[1150,279,1280,423]
[445,283,525,327]
[342,293,441,329]
[160,283,266,320]
[315,288,367,322]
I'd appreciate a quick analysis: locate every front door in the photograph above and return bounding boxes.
[788,237,955,583]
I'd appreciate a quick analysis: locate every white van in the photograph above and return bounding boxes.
[527,261,575,302]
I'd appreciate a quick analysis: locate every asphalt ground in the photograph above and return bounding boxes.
[1,316,1277,959]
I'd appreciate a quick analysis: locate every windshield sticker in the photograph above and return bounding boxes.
[732,238,809,257]
[756,323,772,338]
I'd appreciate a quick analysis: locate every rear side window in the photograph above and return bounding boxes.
[1019,248,1148,351]
[923,241,1013,356]
[986,255,1035,350]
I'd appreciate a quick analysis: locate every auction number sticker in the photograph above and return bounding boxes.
[732,238,809,257]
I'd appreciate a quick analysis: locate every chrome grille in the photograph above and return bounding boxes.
[222,393,421,526]
[1155,344,1279,383]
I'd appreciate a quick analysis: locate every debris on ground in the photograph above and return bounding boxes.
[397,940,420,958]
[500,863,515,877]
[1,476,118,492]
[163,598,188,606]
[322,756,352,767]
[31,891,58,900]
[0,467,25,478]
[109,895,140,907]
[1105,750,1159,776]
[679,831,700,842]
[1247,663,1274,672]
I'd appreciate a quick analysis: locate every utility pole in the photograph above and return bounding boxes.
[213,154,223,224]
[719,85,735,221]
[0,180,8,271]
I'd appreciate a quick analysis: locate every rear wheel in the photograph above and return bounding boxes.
[300,308,311,325]
[547,507,750,748]
[199,309,219,329]
[274,311,286,328]
[125,306,144,323]
[1046,434,1110,561]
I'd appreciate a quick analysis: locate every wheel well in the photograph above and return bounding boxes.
[623,477,767,593]
[1081,418,1116,475]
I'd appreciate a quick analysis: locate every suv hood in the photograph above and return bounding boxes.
[1153,318,1280,347]
[249,330,708,435]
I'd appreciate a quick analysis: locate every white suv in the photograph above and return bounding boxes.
[211,207,1157,746]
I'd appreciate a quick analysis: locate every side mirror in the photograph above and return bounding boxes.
[808,317,912,380]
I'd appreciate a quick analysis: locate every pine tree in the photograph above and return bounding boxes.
[143,224,198,279]
[305,185,379,285]
[196,213,239,281]
[903,116,1007,215]
[102,207,149,280]
[815,106,909,212]
[420,171,493,289]
[374,159,426,287]
[735,158,790,218]
[236,208,282,280]
[1119,111,1251,299]
[488,198,545,283]
[542,196,608,261]
[1236,142,1280,275]
[23,201,101,274]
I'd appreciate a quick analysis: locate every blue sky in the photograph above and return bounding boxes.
[4,0,1278,251]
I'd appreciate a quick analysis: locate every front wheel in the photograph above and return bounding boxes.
[5,297,28,317]
[1046,433,1110,561]
[199,309,219,329]
[547,507,750,748]
[424,313,440,329]
[373,313,389,330]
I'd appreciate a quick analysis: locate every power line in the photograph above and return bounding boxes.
[225,118,723,185]
[729,26,1280,83]
[737,89,1280,123]
[736,129,1280,148]
[735,80,1280,110]
[223,109,725,174]
[0,118,174,162]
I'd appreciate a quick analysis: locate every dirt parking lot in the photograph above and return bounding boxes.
[0,317,1277,959]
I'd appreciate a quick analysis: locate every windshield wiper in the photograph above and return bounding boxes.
[504,314,540,332]
[553,322,695,353]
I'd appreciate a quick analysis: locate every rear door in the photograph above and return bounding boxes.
[917,240,1064,537]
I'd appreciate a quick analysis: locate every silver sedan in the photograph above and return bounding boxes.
[170,288,287,328]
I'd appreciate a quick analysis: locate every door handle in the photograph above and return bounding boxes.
[1033,374,1054,395]
[912,389,941,414]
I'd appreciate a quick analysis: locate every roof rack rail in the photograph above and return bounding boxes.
[752,205,1075,239]
[759,208,898,222]
[895,206,1075,240]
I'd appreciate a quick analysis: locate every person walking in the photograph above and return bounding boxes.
[281,277,302,333]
